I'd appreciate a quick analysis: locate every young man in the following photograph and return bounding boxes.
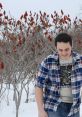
[35,33,82,117]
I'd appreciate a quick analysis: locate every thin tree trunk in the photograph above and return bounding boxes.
[16,106,19,117]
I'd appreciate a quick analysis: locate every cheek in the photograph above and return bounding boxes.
[67,51,71,55]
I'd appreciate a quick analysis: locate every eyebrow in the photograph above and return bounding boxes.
[59,48,69,51]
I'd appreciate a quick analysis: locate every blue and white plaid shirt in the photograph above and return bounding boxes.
[35,51,82,117]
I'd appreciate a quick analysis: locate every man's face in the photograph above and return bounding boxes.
[56,42,72,60]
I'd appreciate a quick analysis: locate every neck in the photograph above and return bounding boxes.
[59,55,72,60]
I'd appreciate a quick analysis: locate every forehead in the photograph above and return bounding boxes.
[56,42,72,49]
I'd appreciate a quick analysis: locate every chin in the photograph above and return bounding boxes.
[61,56,70,59]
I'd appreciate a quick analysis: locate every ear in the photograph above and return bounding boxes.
[55,45,57,50]
[55,47,58,53]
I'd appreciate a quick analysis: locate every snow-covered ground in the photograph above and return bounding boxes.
[0,83,82,117]
[0,82,38,117]
[0,101,38,117]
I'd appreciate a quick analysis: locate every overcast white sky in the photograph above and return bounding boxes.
[0,0,82,19]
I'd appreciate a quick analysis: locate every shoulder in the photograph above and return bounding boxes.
[72,51,82,60]
[43,52,58,64]
[73,52,82,64]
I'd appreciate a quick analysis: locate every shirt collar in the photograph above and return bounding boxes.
[53,51,81,65]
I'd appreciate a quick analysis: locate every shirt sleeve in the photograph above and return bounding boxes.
[80,56,82,86]
[35,58,49,88]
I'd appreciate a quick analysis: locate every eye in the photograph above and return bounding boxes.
[65,48,69,51]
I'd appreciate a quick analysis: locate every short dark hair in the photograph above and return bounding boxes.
[55,33,72,47]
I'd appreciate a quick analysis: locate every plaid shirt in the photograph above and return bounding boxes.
[35,51,82,117]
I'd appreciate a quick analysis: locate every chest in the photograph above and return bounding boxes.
[47,62,82,83]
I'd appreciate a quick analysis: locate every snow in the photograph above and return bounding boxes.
[0,83,82,117]
[0,82,38,117]
[0,100,38,117]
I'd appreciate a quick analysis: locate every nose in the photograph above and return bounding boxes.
[62,51,67,56]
